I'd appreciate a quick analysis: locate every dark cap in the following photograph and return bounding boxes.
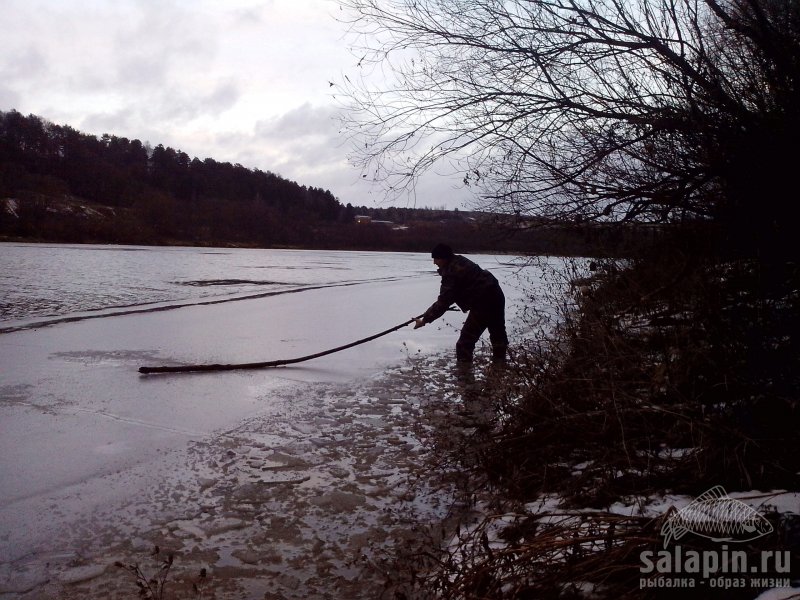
[431,243,454,259]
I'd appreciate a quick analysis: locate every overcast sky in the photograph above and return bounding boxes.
[1,0,471,209]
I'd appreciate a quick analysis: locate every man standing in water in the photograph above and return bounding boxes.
[414,244,508,364]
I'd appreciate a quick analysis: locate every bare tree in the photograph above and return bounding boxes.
[337,0,799,238]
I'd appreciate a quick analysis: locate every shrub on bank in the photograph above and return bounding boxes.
[391,240,800,599]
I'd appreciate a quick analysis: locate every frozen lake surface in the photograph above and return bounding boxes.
[0,243,547,597]
[0,244,438,330]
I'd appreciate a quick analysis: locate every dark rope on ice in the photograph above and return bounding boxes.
[138,313,428,375]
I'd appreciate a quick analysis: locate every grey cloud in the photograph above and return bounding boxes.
[0,85,22,112]
[206,82,240,113]
[114,54,169,89]
[173,102,353,193]
[0,46,48,82]
[80,108,138,137]
[231,4,268,27]
[255,103,342,141]
[111,3,217,89]
[249,103,474,206]
[78,79,239,148]
[132,100,470,207]
[155,80,241,122]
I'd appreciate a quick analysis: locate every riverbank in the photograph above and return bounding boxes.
[1,354,484,599]
[386,253,800,599]
[0,248,538,598]
[4,244,795,599]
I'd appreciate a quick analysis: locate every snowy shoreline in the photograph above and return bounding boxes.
[2,247,797,598]
[1,355,469,598]
[0,250,534,598]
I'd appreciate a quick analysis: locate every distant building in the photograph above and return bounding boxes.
[354,215,372,224]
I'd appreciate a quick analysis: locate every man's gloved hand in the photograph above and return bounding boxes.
[413,318,426,329]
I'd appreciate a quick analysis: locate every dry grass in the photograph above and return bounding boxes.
[487,249,800,504]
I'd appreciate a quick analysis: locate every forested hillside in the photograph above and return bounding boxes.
[0,110,652,255]
[0,110,342,246]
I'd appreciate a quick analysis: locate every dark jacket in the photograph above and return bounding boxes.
[422,255,502,323]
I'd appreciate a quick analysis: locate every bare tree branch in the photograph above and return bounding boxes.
[336,0,800,234]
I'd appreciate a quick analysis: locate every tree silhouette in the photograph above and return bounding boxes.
[339,0,799,252]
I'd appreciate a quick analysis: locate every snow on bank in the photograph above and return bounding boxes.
[2,199,19,218]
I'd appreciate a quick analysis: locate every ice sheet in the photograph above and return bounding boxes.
[2,279,433,498]
[0,255,540,568]
[0,248,561,598]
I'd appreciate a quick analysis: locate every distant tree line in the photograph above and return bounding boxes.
[0,110,343,246]
[0,110,661,255]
